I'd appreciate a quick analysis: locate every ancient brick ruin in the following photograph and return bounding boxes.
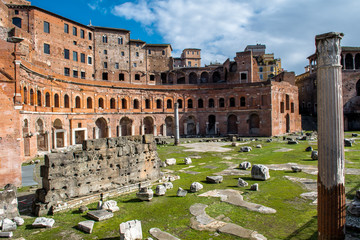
[32,135,161,216]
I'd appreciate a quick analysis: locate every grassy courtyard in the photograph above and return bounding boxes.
[14,133,360,239]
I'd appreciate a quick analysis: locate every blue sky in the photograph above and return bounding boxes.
[32,0,360,74]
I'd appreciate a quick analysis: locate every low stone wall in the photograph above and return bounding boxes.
[32,135,161,216]
[0,184,19,220]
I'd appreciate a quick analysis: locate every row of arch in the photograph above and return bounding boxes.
[161,71,223,84]
[22,86,259,110]
[343,53,360,70]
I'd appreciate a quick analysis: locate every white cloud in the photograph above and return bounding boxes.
[88,0,107,14]
[111,0,360,74]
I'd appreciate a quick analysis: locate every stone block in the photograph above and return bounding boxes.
[163,182,173,189]
[119,220,142,240]
[305,146,313,152]
[239,161,251,170]
[190,182,203,193]
[0,232,13,238]
[240,146,252,152]
[136,188,153,201]
[177,187,187,197]
[13,217,24,226]
[206,176,223,183]
[32,217,55,228]
[143,134,154,144]
[251,165,270,181]
[251,183,259,191]
[291,166,302,173]
[155,185,166,196]
[77,220,95,234]
[184,157,192,165]
[237,178,248,187]
[87,210,114,221]
[102,200,119,212]
[165,158,176,166]
[288,140,299,144]
[311,150,318,160]
[2,218,16,231]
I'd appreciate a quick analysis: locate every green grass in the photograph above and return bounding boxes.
[13,133,360,239]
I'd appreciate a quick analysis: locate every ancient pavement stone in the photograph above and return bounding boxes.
[0,232,13,238]
[251,165,270,181]
[149,228,180,240]
[32,217,55,228]
[199,189,276,214]
[77,220,95,234]
[87,210,114,221]
[119,220,142,240]
[206,176,223,183]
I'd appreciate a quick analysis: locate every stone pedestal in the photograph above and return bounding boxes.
[316,32,345,240]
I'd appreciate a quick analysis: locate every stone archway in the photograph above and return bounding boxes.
[53,119,65,148]
[36,118,48,151]
[95,117,108,139]
[186,116,196,135]
[227,114,238,134]
[165,116,174,136]
[120,117,132,136]
[207,115,216,135]
[144,117,154,135]
[249,114,260,135]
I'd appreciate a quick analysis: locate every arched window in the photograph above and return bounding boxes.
[87,97,92,109]
[240,97,246,107]
[37,90,42,106]
[212,71,221,83]
[119,73,125,81]
[189,72,197,84]
[200,72,209,83]
[118,37,123,44]
[219,98,225,108]
[198,99,204,108]
[102,35,108,43]
[30,89,34,105]
[45,92,50,107]
[110,98,116,109]
[121,98,127,109]
[133,99,139,109]
[355,54,360,70]
[208,98,215,108]
[145,99,151,109]
[12,17,22,28]
[23,87,27,104]
[167,99,172,109]
[156,99,162,109]
[187,99,193,108]
[54,93,59,107]
[64,95,70,108]
[229,97,235,107]
[75,96,81,108]
[345,53,353,70]
[177,99,183,108]
[98,98,104,109]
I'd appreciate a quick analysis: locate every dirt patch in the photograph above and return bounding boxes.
[267,163,360,175]
[182,142,232,152]
[273,148,294,152]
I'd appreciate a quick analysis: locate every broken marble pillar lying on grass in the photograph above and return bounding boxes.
[32,217,55,228]
[165,158,176,166]
[237,178,248,187]
[239,161,251,170]
[0,184,19,220]
[190,182,203,193]
[0,232,13,238]
[206,176,223,184]
[184,157,192,165]
[77,220,95,234]
[251,165,270,181]
[119,220,142,240]
[137,187,154,201]
[32,135,161,216]
[240,146,252,152]
[163,182,173,189]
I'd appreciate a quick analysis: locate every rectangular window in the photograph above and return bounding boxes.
[162,50,165,55]
[104,50,107,55]
[119,73,124,81]
[88,56,92,64]
[118,37,123,44]
[64,23,69,33]
[280,102,284,113]
[121,51,125,56]
[73,51,78,61]
[73,70,78,78]
[133,63,137,67]
[73,41,77,45]
[80,53,85,63]
[44,43,50,54]
[148,49,151,54]
[104,62,107,69]
[81,71,85,79]
[88,32,92,40]
[115,63,119,69]
[73,26,77,36]
[150,75,155,81]
[80,29,84,39]
[64,49,69,59]
[136,52,139,57]
[44,21,50,33]
[64,67,70,76]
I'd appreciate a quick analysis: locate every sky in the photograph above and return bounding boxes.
[32,0,360,74]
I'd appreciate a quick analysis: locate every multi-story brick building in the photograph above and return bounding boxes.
[295,47,360,130]
[0,0,301,187]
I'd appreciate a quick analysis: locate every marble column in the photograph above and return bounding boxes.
[174,103,180,145]
[316,32,345,240]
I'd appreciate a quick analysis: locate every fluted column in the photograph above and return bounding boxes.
[174,103,180,145]
[316,32,345,240]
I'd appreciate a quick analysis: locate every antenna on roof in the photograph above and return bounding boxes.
[89,20,92,26]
